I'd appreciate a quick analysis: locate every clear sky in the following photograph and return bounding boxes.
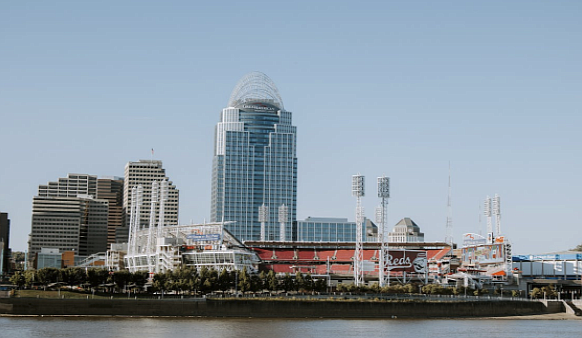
[1,1,581,254]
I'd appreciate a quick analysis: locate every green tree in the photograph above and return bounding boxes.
[24,270,36,288]
[282,273,294,292]
[9,271,26,289]
[218,268,231,293]
[266,270,278,291]
[36,267,60,290]
[87,268,109,290]
[530,287,542,299]
[131,271,149,292]
[152,271,169,294]
[60,267,85,288]
[111,270,132,292]
[294,272,304,291]
[238,267,252,294]
[572,243,582,252]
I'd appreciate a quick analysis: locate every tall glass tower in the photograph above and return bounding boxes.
[211,72,297,242]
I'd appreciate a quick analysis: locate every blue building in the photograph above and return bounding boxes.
[295,217,377,242]
[210,72,297,242]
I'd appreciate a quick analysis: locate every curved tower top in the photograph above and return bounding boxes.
[228,71,284,110]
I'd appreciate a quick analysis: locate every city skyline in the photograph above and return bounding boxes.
[1,1,581,254]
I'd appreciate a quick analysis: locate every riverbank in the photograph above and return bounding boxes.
[0,297,562,318]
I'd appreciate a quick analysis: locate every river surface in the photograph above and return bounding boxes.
[2,316,581,338]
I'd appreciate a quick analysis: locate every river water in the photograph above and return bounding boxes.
[2,317,581,338]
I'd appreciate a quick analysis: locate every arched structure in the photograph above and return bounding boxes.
[228,71,284,110]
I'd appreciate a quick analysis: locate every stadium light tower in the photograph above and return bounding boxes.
[147,181,159,272]
[258,204,269,241]
[352,174,365,286]
[493,194,501,237]
[484,196,493,244]
[278,204,288,241]
[376,176,390,287]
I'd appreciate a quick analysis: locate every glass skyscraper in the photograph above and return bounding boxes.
[211,72,297,242]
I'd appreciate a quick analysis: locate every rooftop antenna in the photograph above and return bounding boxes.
[445,163,453,246]
[352,174,365,286]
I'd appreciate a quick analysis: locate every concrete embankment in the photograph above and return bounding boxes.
[0,298,560,318]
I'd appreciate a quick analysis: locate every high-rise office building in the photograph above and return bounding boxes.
[122,160,179,231]
[210,72,297,241]
[96,177,124,249]
[28,174,110,259]
[0,212,10,275]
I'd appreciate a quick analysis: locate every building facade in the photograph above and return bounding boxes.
[29,195,109,259]
[122,160,179,239]
[28,174,112,262]
[96,177,124,249]
[210,72,297,242]
[0,212,10,276]
[295,217,377,242]
[388,217,425,243]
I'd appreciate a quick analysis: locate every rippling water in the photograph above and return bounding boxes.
[2,317,581,338]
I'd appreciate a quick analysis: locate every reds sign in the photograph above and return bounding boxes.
[385,250,427,273]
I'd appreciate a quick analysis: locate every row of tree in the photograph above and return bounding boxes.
[8,266,329,294]
[151,267,328,294]
[9,267,149,292]
[10,266,536,297]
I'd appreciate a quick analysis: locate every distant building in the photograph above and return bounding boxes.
[35,248,62,269]
[0,212,10,275]
[28,174,110,261]
[295,217,377,242]
[388,217,425,243]
[96,177,124,249]
[35,173,123,250]
[210,72,297,242]
[121,160,179,242]
[29,195,109,259]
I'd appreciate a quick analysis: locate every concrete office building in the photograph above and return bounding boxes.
[122,160,179,236]
[388,217,425,243]
[28,174,112,263]
[210,72,297,242]
[28,195,109,260]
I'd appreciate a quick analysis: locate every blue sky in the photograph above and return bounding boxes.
[1,1,581,253]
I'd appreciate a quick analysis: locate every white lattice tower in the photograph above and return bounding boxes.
[377,176,390,287]
[146,181,159,272]
[484,196,492,243]
[128,187,137,257]
[258,204,268,241]
[352,174,365,286]
[134,185,143,253]
[493,194,501,237]
[155,180,168,272]
[278,204,288,241]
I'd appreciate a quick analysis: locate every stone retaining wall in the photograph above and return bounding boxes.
[0,298,555,318]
